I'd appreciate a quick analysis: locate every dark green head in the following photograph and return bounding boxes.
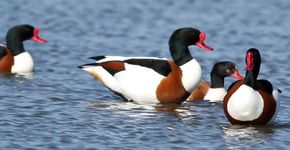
[6,24,46,56]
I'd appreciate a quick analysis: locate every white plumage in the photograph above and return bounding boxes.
[204,88,226,102]
[227,85,264,121]
[11,52,34,73]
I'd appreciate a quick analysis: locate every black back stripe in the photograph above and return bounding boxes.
[81,57,172,76]
[124,59,172,76]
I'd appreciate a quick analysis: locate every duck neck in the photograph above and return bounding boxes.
[210,74,224,88]
[6,34,25,56]
[244,65,260,89]
[169,42,193,66]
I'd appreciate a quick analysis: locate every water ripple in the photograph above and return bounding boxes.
[1,0,290,149]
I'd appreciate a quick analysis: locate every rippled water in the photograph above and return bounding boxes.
[1,0,290,149]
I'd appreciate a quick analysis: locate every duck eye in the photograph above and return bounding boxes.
[226,68,231,73]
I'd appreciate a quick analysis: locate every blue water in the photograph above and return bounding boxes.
[1,0,290,149]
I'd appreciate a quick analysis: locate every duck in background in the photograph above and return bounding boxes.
[223,48,281,125]
[79,27,213,104]
[0,24,47,74]
[188,61,243,102]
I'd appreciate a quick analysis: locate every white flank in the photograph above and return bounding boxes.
[204,88,226,102]
[11,52,34,73]
[268,89,281,123]
[180,59,202,93]
[113,63,163,103]
[227,85,264,121]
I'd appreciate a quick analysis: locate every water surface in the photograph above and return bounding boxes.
[0,0,290,149]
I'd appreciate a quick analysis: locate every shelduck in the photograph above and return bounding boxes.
[188,61,243,102]
[223,48,281,125]
[0,24,46,74]
[79,27,213,104]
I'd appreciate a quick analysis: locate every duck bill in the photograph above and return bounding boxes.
[31,28,47,43]
[196,32,213,51]
[231,70,244,80]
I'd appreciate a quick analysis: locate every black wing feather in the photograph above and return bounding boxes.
[82,56,172,76]
[125,59,172,76]
[257,79,273,94]
[0,46,7,59]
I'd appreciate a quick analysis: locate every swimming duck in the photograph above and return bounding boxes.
[223,48,281,125]
[79,27,213,104]
[0,24,46,74]
[188,61,243,102]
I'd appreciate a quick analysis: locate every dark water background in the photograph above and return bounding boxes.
[0,0,290,149]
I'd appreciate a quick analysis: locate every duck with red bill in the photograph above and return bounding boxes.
[0,24,47,74]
